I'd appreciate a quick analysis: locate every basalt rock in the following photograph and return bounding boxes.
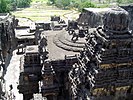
[103,8,129,33]
[120,4,133,31]
[69,8,133,100]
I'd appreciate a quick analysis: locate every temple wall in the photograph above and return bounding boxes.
[120,5,133,31]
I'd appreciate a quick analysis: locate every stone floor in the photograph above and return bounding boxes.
[42,30,79,60]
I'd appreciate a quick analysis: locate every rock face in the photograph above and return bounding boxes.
[77,8,111,28]
[69,8,133,100]
[120,5,133,31]
[0,13,16,99]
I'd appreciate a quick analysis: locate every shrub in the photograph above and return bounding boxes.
[96,4,109,8]
[48,0,55,4]
[78,1,96,11]
[55,0,70,9]
[17,0,32,8]
[0,0,10,13]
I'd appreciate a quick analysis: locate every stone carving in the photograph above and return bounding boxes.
[69,8,133,100]
[17,6,133,100]
[67,20,79,35]
[41,60,59,99]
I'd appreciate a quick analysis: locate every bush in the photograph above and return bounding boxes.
[9,1,17,11]
[69,0,80,8]
[96,4,109,8]
[17,0,32,8]
[47,0,55,4]
[47,1,53,5]
[0,0,10,13]
[55,0,70,9]
[78,1,96,11]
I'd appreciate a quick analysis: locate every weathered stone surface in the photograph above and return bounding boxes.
[15,6,133,100]
[77,8,111,28]
[69,7,133,100]
[0,13,16,99]
[103,8,129,33]
[120,5,133,31]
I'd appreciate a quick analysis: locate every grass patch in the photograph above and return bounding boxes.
[96,4,110,8]
[12,0,79,21]
[32,0,48,3]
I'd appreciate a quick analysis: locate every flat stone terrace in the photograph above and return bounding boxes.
[42,30,80,61]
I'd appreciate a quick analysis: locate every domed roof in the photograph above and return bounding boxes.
[103,8,129,34]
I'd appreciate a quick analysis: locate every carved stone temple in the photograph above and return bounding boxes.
[69,8,133,100]
[14,5,133,100]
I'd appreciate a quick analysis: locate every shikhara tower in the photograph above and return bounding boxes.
[69,8,133,100]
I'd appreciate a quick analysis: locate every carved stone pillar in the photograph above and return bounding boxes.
[41,60,59,99]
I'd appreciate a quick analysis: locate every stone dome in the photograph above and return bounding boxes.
[103,8,129,33]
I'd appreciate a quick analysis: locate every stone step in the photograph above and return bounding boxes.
[58,33,85,48]
[64,33,86,44]
[53,34,83,52]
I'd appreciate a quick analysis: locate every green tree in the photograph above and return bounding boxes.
[126,0,133,3]
[55,0,62,8]
[0,0,10,13]
[55,0,70,9]
[70,0,80,8]
[7,0,17,11]
[61,0,70,9]
[78,1,96,11]
[48,0,55,4]
[17,0,32,8]
[116,0,123,3]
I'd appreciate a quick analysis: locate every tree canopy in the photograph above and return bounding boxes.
[0,0,10,13]
[17,0,32,8]
[48,0,133,11]
[0,0,32,13]
[0,0,133,13]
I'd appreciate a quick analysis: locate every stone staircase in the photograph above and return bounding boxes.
[53,31,85,52]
